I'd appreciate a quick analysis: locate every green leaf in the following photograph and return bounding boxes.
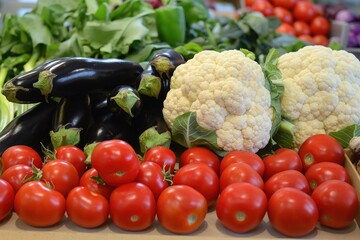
[329,124,360,148]
[18,13,53,47]
[272,119,295,149]
[139,127,172,154]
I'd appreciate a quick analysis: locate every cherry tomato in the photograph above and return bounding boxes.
[135,161,169,200]
[1,145,42,171]
[293,21,311,37]
[298,34,314,43]
[216,182,267,233]
[298,134,345,172]
[251,0,275,17]
[305,162,350,193]
[272,0,296,10]
[179,146,220,176]
[220,150,264,177]
[66,186,109,228]
[293,1,317,23]
[310,16,330,36]
[0,179,15,221]
[1,164,33,193]
[143,146,176,174]
[274,6,293,24]
[14,180,66,227]
[311,180,358,229]
[268,188,319,237]
[262,148,302,181]
[220,162,264,192]
[312,34,329,46]
[41,159,79,197]
[264,170,310,199]
[157,185,207,234]
[55,145,86,177]
[173,162,219,207]
[91,139,140,187]
[276,22,295,35]
[110,182,156,231]
[79,167,114,200]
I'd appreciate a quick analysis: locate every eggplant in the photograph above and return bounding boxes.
[2,57,143,103]
[0,101,58,156]
[150,48,185,78]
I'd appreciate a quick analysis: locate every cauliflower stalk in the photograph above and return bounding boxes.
[162,49,283,155]
[275,45,360,149]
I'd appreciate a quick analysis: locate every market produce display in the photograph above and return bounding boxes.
[0,0,360,239]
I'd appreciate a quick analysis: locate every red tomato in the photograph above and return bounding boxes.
[305,162,350,193]
[262,148,302,181]
[216,182,267,233]
[143,146,177,174]
[312,34,329,46]
[264,170,310,199]
[135,161,169,200]
[157,185,207,234]
[1,164,32,193]
[220,150,264,177]
[276,22,295,35]
[293,21,311,37]
[311,180,358,229]
[179,146,220,176]
[298,34,314,43]
[173,162,219,207]
[220,162,264,192]
[55,145,86,177]
[0,179,15,221]
[1,145,42,171]
[298,134,345,172]
[41,159,79,197]
[272,0,296,10]
[274,6,293,24]
[79,168,114,200]
[251,0,275,17]
[245,0,257,7]
[310,16,330,36]
[66,186,109,228]
[110,182,156,231]
[14,180,66,227]
[293,1,317,23]
[91,139,140,187]
[268,188,319,237]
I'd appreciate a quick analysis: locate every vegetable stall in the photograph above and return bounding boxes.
[0,0,360,239]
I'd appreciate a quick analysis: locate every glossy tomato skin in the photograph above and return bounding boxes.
[0,179,15,221]
[273,0,297,10]
[262,148,302,181]
[143,146,177,174]
[298,134,345,172]
[216,182,267,233]
[157,185,207,234]
[110,182,156,231]
[41,159,79,197]
[1,145,43,171]
[220,150,264,177]
[312,34,329,46]
[305,162,350,193]
[55,145,87,177]
[264,170,310,199]
[220,162,264,192]
[251,0,275,17]
[268,188,319,237]
[173,162,219,207]
[293,21,311,37]
[14,180,66,227]
[79,168,114,201]
[1,164,33,192]
[293,1,317,23]
[311,180,358,229]
[179,147,220,176]
[135,161,169,200]
[310,16,330,36]
[276,22,295,35]
[66,186,109,228]
[274,6,293,24]
[91,140,140,187]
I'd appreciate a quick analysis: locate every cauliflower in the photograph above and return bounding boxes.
[163,50,275,153]
[278,45,360,148]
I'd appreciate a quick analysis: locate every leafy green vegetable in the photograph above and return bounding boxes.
[329,124,360,148]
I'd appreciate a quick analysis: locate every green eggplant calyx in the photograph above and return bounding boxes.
[1,81,31,103]
[33,70,57,103]
[111,89,140,117]
[137,74,162,99]
[151,56,175,79]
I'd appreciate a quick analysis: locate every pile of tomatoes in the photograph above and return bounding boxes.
[247,0,332,46]
[0,134,358,237]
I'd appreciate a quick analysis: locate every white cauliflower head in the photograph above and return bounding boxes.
[278,45,360,148]
[163,50,273,153]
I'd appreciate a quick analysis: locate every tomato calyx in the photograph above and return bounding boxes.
[236,212,246,221]
[303,153,314,166]
[115,170,127,176]
[90,174,107,186]
[187,214,198,225]
[162,164,174,185]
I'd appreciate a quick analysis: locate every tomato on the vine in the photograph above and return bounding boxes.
[220,150,264,177]
[0,179,15,221]
[1,164,33,192]
[143,146,177,174]
[91,139,140,187]
[157,185,207,234]
[1,145,43,171]
[14,180,66,227]
[55,145,87,177]
[110,182,156,231]
[66,186,109,228]
[79,168,114,200]
[216,182,267,233]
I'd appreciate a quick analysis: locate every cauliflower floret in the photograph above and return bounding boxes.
[163,50,273,153]
[278,45,360,148]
